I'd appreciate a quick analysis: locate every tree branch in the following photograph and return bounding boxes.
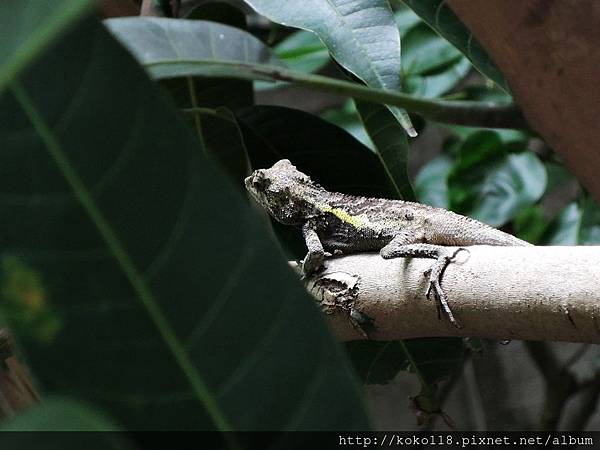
[300,246,600,343]
[144,61,528,130]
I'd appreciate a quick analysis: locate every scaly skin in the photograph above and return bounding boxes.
[245,159,530,328]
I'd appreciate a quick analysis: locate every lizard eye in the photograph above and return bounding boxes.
[252,172,272,191]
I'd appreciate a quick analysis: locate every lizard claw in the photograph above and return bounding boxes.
[301,250,325,276]
[424,252,464,329]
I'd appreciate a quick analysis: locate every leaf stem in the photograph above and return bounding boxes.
[146,60,529,130]
[186,77,207,151]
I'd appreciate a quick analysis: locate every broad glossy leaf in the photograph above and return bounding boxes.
[243,0,416,135]
[404,57,470,99]
[544,203,581,245]
[347,339,462,386]
[402,0,508,91]
[321,100,374,148]
[0,0,90,93]
[448,131,547,226]
[402,23,462,76]
[414,153,453,208]
[195,107,252,186]
[355,101,415,200]
[395,7,421,37]
[545,199,600,245]
[0,15,369,433]
[0,397,122,432]
[513,205,548,244]
[468,153,547,227]
[450,130,505,179]
[402,338,463,387]
[0,397,134,449]
[346,341,410,385]
[346,338,463,422]
[179,1,254,111]
[105,17,284,74]
[274,30,331,74]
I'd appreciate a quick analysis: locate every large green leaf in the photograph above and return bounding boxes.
[414,153,453,208]
[355,101,414,200]
[467,153,546,227]
[105,17,283,70]
[401,0,508,91]
[274,30,331,74]
[243,0,416,136]
[544,198,600,245]
[402,22,462,75]
[0,0,90,94]
[0,15,369,433]
[448,131,546,227]
[346,338,463,424]
[0,397,122,432]
[0,397,134,449]
[106,17,523,131]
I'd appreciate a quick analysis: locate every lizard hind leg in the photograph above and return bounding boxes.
[380,242,466,329]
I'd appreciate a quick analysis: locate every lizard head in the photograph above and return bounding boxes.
[245,159,322,225]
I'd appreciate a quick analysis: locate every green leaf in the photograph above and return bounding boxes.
[448,131,546,227]
[0,0,90,94]
[0,397,133,449]
[347,338,463,422]
[321,100,375,148]
[346,341,410,385]
[355,101,415,200]
[395,7,422,37]
[401,0,508,91]
[243,0,416,135]
[106,17,522,131]
[404,57,471,99]
[0,397,122,432]
[346,338,463,404]
[544,203,581,245]
[172,2,255,112]
[193,107,252,187]
[513,205,549,244]
[545,199,600,245]
[105,17,285,73]
[0,15,369,431]
[401,338,463,388]
[415,153,453,208]
[468,153,547,227]
[274,30,331,74]
[450,130,505,181]
[402,23,462,75]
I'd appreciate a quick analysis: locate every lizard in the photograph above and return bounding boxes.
[244,159,531,328]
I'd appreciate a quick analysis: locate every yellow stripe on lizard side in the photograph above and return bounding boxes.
[315,203,364,228]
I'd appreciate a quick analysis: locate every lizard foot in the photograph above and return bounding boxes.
[301,251,331,277]
[423,248,466,329]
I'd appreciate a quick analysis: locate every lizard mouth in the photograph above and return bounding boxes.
[244,172,268,207]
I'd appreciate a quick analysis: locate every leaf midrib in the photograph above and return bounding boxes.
[10,79,234,434]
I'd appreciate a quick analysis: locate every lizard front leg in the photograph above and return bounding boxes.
[302,221,327,275]
[380,236,465,329]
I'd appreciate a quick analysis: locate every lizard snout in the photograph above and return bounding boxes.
[245,169,271,193]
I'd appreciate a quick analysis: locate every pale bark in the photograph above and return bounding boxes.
[300,246,600,343]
